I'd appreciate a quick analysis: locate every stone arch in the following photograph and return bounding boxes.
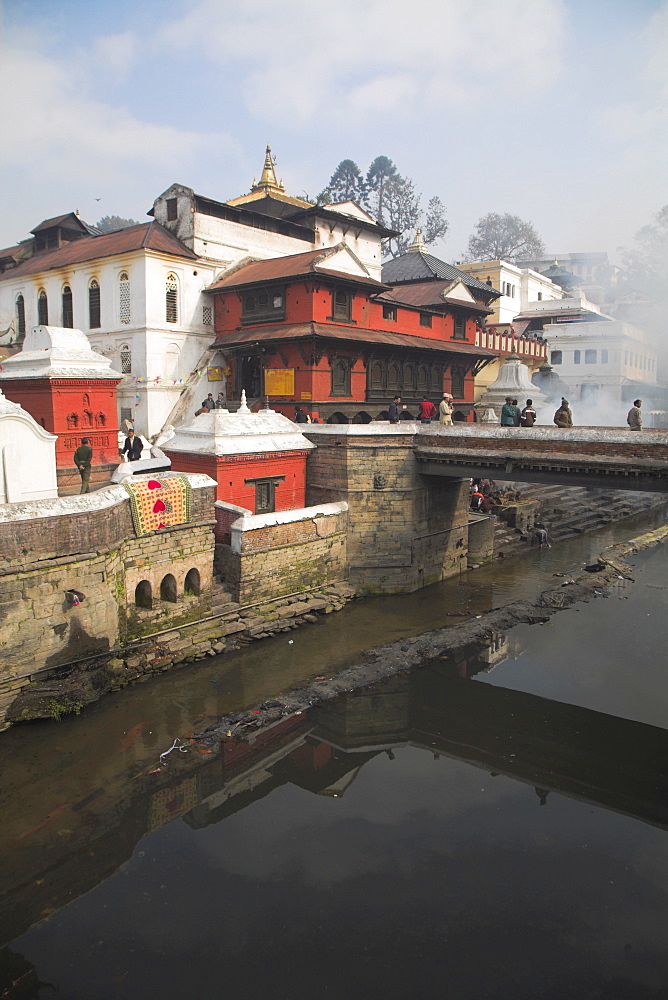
[327,411,349,424]
[184,568,200,597]
[453,410,466,422]
[135,580,152,608]
[160,573,177,602]
[352,411,372,424]
[399,410,414,420]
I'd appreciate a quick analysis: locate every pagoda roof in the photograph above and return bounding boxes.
[382,250,500,300]
[207,244,388,292]
[211,321,495,359]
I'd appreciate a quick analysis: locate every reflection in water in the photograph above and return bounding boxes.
[1,509,667,998]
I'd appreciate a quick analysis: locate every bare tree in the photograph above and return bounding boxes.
[463,212,545,263]
[621,205,668,289]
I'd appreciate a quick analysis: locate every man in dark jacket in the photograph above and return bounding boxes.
[73,437,93,494]
[500,397,516,426]
[388,395,402,424]
[201,393,216,411]
[121,429,143,462]
[520,399,537,427]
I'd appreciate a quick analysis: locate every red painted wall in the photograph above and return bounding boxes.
[1,377,121,467]
[165,449,310,512]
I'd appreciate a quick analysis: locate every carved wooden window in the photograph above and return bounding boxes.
[453,312,466,339]
[430,365,442,391]
[242,286,284,323]
[332,289,351,321]
[419,312,432,327]
[37,289,48,325]
[417,364,429,391]
[62,285,73,328]
[255,480,274,514]
[89,279,101,328]
[369,359,385,390]
[451,367,465,398]
[15,295,25,336]
[402,362,416,392]
[330,358,351,397]
[120,344,132,374]
[166,274,178,324]
[119,272,131,324]
[387,362,401,391]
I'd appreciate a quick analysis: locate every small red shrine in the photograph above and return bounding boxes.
[206,235,498,423]
[163,395,314,520]
[0,325,121,483]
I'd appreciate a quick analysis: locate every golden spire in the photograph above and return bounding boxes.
[250,144,285,194]
[407,228,426,253]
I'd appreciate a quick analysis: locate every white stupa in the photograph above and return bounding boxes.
[474,355,548,422]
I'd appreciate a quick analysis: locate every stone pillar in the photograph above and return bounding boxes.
[305,427,469,593]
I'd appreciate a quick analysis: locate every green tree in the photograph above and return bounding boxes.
[463,212,545,263]
[318,155,448,258]
[318,159,365,205]
[96,215,140,233]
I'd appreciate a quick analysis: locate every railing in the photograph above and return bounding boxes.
[475,329,547,360]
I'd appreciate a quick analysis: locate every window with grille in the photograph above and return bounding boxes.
[120,344,132,374]
[166,198,178,221]
[332,289,351,321]
[453,313,466,339]
[419,312,432,327]
[451,367,465,398]
[15,295,25,336]
[166,274,178,323]
[37,289,48,325]
[246,474,284,513]
[89,279,101,328]
[119,272,130,324]
[62,286,73,328]
[202,304,212,326]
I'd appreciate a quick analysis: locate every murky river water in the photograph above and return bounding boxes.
[1,507,667,999]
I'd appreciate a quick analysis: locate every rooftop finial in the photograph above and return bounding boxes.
[251,144,285,194]
[407,228,426,253]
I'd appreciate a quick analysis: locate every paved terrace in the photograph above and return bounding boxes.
[305,423,668,493]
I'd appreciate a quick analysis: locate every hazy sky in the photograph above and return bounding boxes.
[1,0,666,263]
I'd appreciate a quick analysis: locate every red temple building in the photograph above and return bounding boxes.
[207,228,499,422]
[0,325,121,484]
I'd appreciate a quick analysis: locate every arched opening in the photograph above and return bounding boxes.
[160,574,177,602]
[453,410,466,422]
[120,344,132,374]
[37,289,48,325]
[135,580,152,608]
[327,412,349,424]
[352,411,372,424]
[15,294,25,338]
[89,279,101,329]
[166,273,178,323]
[62,285,73,327]
[119,272,131,324]
[399,410,414,420]
[184,568,200,597]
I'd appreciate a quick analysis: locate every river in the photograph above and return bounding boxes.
[1,507,667,999]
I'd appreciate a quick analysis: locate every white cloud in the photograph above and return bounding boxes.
[91,30,138,83]
[157,0,567,126]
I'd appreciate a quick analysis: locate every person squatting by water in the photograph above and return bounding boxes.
[534,523,551,550]
[418,398,437,424]
[439,393,453,426]
[73,437,93,494]
[520,399,537,427]
[554,398,573,428]
[627,399,642,431]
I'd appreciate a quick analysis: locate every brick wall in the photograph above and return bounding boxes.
[215,503,348,603]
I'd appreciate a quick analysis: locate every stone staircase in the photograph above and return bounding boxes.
[492,484,664,558]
